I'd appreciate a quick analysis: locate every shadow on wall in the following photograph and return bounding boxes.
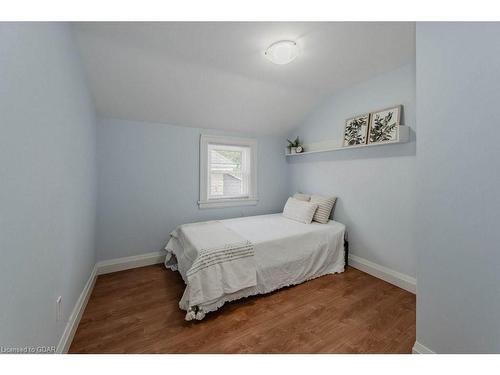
[286,103,416,164]
[286,127,416,165]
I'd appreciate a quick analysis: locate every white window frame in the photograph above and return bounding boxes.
[199,134,258,209]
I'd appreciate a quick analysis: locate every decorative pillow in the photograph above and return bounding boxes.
[293,192,311,202]
[283,197,318,224]
[310,195,337,224]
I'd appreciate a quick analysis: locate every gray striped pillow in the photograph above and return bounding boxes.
[310,195,337,224]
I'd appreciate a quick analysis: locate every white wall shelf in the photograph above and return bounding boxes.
[285,125,410,156]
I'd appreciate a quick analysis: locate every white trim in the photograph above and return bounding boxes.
[56,264,98,354]
[198,198,258,209]
[199,134,258,209]
[56,251,166,353]
[412,341,435,354]
[96,251,166,275]
[348,254,416,294]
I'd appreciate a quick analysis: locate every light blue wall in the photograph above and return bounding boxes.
[286,64,416,277]
[416,23,500,353]
[96,117,289,261]
[0,24,97,348]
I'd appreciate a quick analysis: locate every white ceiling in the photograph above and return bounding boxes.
[73,22,415,135]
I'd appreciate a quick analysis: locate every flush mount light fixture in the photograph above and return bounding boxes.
[264,40,299,65]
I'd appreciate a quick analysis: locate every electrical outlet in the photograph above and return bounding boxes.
[56,296,62,321]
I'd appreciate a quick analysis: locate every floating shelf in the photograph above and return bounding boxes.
[285,126,410,156]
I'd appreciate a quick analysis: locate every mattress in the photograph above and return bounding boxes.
[165,213,346,316]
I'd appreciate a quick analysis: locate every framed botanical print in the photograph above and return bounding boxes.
[342,113,370,147]
[368,105,402,144]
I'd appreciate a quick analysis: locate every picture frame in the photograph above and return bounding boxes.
[342,113,370,147]
[368,105,402,144]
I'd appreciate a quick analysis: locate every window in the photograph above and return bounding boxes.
[199,135,257,209]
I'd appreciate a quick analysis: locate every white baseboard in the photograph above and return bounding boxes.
[96,251,166,275]
[412,341,435,354]
[56,251,165,353]
[56,264,98,354]
[348,254,416,294]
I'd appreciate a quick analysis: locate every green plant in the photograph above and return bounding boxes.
[369,111,397,143]
[287,136,301,150]
[344,117,368,145]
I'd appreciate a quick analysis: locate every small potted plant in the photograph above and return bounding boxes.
[287,137,303,154]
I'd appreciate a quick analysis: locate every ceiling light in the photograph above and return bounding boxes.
[264,40,299,65]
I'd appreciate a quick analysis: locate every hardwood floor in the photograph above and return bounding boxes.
[69,265,415,353]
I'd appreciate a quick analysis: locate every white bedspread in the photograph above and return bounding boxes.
[165,213,345,320]
[167,221,256,319]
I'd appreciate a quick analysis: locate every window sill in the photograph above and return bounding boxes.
[198,198,259,209]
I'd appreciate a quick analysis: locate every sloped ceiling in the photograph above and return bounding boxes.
[73,22,415,134]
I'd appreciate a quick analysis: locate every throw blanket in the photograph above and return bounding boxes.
[166,221,256,320]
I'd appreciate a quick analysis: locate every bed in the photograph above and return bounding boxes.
[164,213,346,321]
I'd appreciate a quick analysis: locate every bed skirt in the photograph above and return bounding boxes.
[165,251,345,319]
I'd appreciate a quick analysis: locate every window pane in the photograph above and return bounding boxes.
[208,145,250,199]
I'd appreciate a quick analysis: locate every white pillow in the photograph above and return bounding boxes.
[293,192,311,202]
[310,195,337,224]
[283,197,318,224]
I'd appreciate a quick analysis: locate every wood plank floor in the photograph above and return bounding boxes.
[69,265,415,353]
